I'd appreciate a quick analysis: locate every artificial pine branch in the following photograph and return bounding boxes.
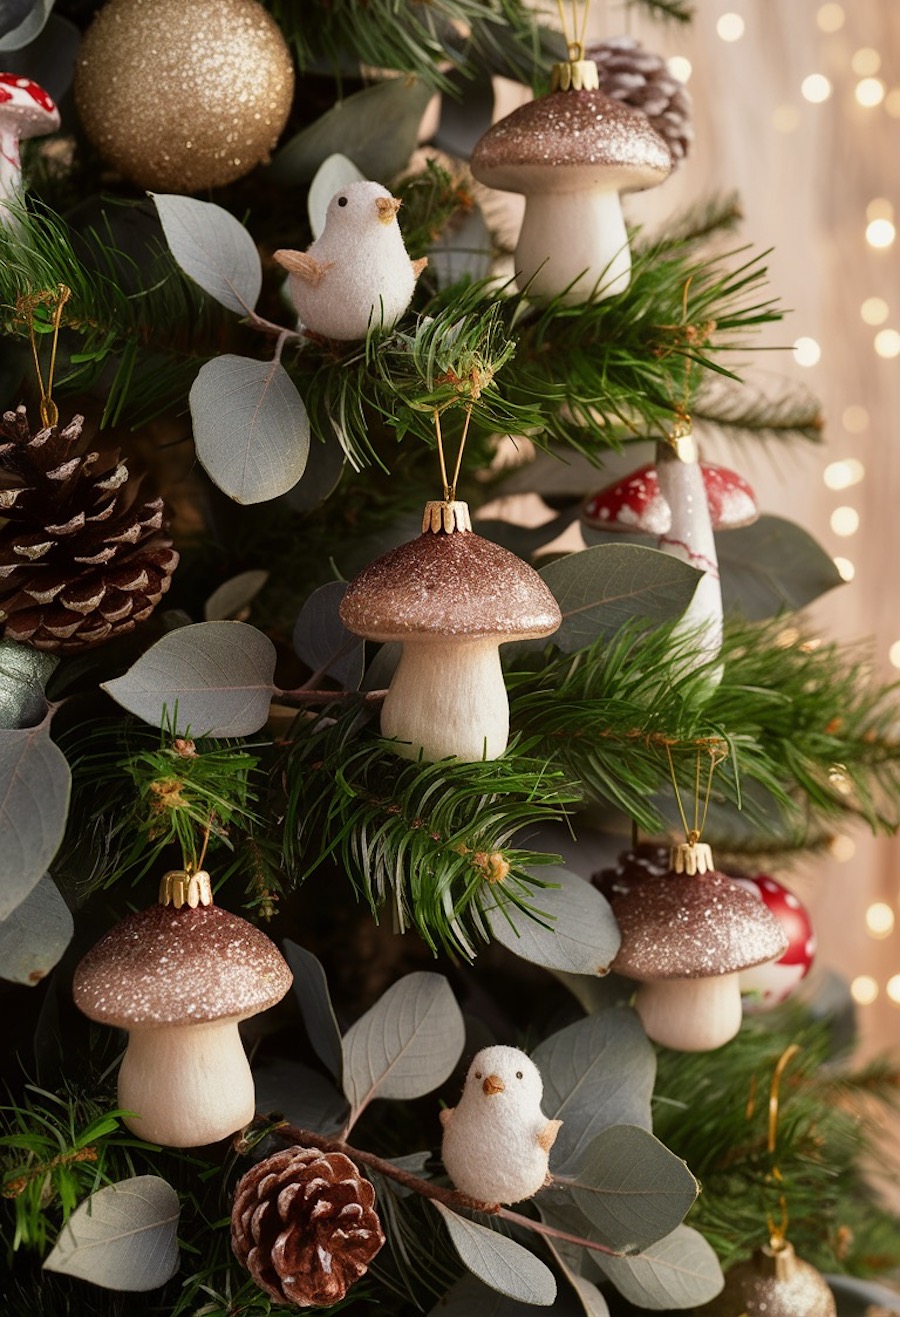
[631,0,696,21]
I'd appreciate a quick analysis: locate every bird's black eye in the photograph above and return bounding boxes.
[337,195,348,207]
[474,1071,482,1079]
[516,1071,523,1080]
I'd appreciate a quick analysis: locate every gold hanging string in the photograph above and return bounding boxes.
[554,0,593,61]
[26,284,71,429]
[665,742,723,846]
[433,406,473,504]
[765,1043,802,1248]
[665,742,694,843]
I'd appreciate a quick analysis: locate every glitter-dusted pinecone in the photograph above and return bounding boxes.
[0,406,178,653]
[231,1146,386,1308]
[586,36,694,167]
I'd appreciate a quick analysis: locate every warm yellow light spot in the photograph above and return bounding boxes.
[889,640,900,669]
[851,975,879,1005]
[866,902,895,938]
[824,459,865,491]
[829,834,856,862]
[772,104,801,133]
[801,73,832,103]
[866,218,896,249]
[833,556,855,581]
[841,405,869,433]
[875,328,900,358]
[830,506,859,537]
[793,336,821,367]
[855,77,885,107]
[775,626,801,648]
[886,88,900,118]
[667,56,692,84]
[717,13,745,41]
[887,976,900,1005]
[866,197,894,222]
[851,47,881,76]
[816,3,844,32]
[861,297,889,325]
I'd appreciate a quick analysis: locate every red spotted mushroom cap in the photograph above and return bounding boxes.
[582,462,758,534]
[0,74,60,137]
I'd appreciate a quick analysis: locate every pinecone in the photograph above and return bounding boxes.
[0,406,178,653]
[586,36,694,167]
[231,1146,386,1308]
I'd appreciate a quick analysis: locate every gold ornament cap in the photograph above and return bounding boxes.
[159,868,213,909]
[550,58,600,92]
[422,500,472,534]
[671,838,714,876]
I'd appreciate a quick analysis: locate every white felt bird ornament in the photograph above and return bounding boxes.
[440,1045,562,1205]
[273,180,427,341]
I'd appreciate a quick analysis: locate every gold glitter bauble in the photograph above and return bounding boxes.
[696,1241,837,1317]
[73,0,295,192]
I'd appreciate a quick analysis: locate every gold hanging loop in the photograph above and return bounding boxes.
[765,1043,802,1249]
[24,284,71,429]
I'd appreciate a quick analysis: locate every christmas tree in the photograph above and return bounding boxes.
[1,1,899,1313]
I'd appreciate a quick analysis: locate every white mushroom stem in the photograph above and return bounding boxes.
[381,636,509,762]
[516,188,631,304]
[0,123,25,221]
[655,437,723,676]
[118,1018,255,1147]
[634,974,743,1051]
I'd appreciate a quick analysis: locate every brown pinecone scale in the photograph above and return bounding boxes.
[587,36,694,168]
[231,1146,386,1308]
[0,406,178,653]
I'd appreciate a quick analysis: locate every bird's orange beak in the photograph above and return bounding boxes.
[482,1074,505,1096]
[376,196,402,225]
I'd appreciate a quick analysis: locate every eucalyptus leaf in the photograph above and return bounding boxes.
[476,510,579,560]
[341,972,464,1116]
[486,867,620,977]
[0,0,53,50]
[432,1203,556,1307]
[361,639,401,692]
[204,570,270,621]
[432,68,496,158]
[253,1058,349,1135]
[429,206,494,289]
[429,1272,589,1316]
[282,940,343,1084]
[0,715,70,920]
[43,1175,180,1291]
[532,1011,656,1174]
[280,432,345,512]
[153,194,261,315]
[268,79,433,185]
[565,1126,698,1252]
[539,545,702,652]
[102,620,276,737]
[309,153,366,238]
[718,514,844,619]
[545,1239,611,1317]
[593,1224,724,1309]
[292,582,365,691]
[0,638,57,728]
[0,873,72,986]
[190,355,310,505]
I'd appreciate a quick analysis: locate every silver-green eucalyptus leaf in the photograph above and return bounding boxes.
[532,1011,656,1174]
[0,715,70,920]
[544,1238,611,1317]
[486,867,620,976]
[0,638,57,728]
[563,1126,698,1253]
[43,1175,180,1291]
[309,153,366,238]
[592,1224,724,1309]
[282,940,343,1084]
[253,1058,348,1135]
[0,873,72,985]
[204,570,270,622]
[292,582,365,691]
[190,355,310,505]
[429,1272,591,1315]
[432,1204,557,1307]
[153,194,261,315]
[719,514,844,618]
[101,620,276,737]
[341,972,464,1118]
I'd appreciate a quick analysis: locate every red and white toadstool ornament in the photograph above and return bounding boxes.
[729,872,817,1013]
[0,74,59,227]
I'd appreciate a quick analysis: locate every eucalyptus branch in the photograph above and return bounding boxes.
[272,1123,624,1259]
[275,687,387,706]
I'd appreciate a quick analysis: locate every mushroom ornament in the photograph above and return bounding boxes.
[274,180,427,341]
[470,54,671,303]
[0,74,59,227]
[73,878,292,1146]
[609,842,787,1051]
[440,1046,562,1205]
[339,500,561,762]
[729,872,816,1013]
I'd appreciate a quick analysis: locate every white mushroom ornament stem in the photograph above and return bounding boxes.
[0,74,60,227]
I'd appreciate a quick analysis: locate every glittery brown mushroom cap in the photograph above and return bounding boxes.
[471,87,672,195]
[610,872,788,980]
[339,528,562,643]
[73,904,292,1028]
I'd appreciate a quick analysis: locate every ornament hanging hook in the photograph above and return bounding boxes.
[24,284,71,429]
[766,1042,802,1249]
[432,404,473,505]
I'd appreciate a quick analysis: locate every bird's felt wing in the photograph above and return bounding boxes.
[410,256,428,280]
[536,1119,563,1153]
[273,249,333,286]
[439,1106,455,1128]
